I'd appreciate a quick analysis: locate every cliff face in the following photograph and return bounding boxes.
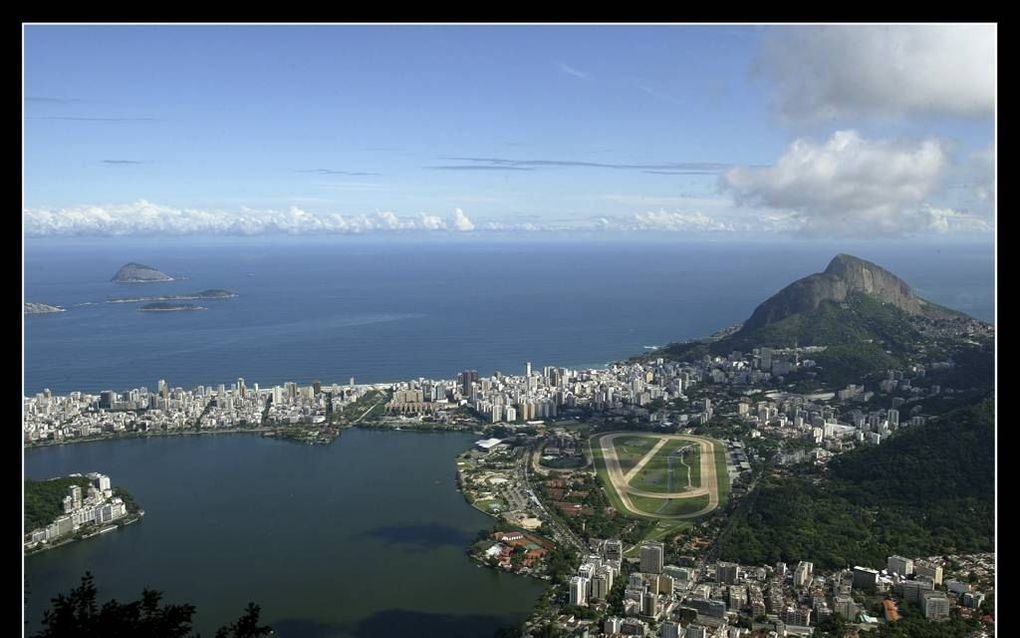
[743,254,935,331]
[111,263,174,282]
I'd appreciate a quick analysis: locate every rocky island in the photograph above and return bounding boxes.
[107,289,237,304]
[111,262,175,283]
[25,302,66,314]
[139,302,206,312]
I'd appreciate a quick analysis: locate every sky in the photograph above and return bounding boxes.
[23,24,996,240]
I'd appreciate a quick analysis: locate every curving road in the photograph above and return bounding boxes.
[595,432,720,519]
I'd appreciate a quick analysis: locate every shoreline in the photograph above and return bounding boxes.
[24,512,145,558]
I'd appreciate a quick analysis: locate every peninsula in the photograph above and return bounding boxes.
[24,472,143,555]
[111,262,174,283]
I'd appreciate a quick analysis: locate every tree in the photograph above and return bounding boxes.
[33,572,195,638]
[32,572,273,638]
[214,603,273,638]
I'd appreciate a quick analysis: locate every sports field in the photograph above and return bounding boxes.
[591,432,724,520]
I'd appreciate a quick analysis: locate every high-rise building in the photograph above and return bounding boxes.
[922,591,950,620]
[793,561,814,588]
[660,621,680,638]
[915,561,943,586]
[833,595,857,619]
[525,361,532,377]
[717,561,740,585]
[603,617,623,635]
[887,555,914,577]
[604,539,623,563]
[686,625,708,638]
[852,566,879,592]
[640,541,664,574]
[591,574,609,601]
[642,590,658,617]
[70,485,82,509]
[569,576,588,607]
[99,391,115,410]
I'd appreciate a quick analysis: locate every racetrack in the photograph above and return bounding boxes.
[595,432,721,519]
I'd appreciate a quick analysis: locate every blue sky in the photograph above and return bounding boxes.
[23,24,995,239]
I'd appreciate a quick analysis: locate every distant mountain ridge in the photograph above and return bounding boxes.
[743,253,958,331]
[111,263,174,283]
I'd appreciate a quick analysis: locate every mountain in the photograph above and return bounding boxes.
[111,263,174,283]
[743,253,960,331]
[660,254,979,355]
[654,254,992,388]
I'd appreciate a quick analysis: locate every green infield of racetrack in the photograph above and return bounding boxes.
[629,493,711,517]
[612,435,660,474]
[629,440,702,494]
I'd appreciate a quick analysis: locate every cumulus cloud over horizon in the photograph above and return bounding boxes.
[723,130,965,238]
[24,201,481,237]
[757,24,996,120]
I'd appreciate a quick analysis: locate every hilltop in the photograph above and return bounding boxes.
[654,254,992,388]
[111,263,174,283]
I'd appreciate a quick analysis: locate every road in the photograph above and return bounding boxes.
[520,445,585,553]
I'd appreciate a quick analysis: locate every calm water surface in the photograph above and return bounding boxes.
[25,430,546,637]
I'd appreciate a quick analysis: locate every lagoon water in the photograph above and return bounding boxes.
[24,430,546,637]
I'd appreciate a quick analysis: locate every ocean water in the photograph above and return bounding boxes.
[24,236,994,396]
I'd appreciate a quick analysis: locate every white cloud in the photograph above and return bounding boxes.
[419,213,447,230]
[23,201,479,236]
[558,63,590,79]
[452,208,475,232]
[724,130,950,237]
[756,24,996,120]
[631,210,734,232]
[924,205,992,234]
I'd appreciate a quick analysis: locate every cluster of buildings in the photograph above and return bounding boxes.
[24,473,129,550]
[541,540,993,637]
[480,530,553,574]
[23,377,377,444]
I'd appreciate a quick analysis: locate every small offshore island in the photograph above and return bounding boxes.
[140,302,206,312]
[108,289,237,304]
[111,262,175,283]
[24,472,142,555]
[25,302,66,314]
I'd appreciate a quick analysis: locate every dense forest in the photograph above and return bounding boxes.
[24,476,94,531]
[714,400,994,569]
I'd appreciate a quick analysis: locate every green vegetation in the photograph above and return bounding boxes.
[714,399,993,569]
[336,389,391,425]
[31,572,272,638]
[660,293,924,381]
[629,441,700,493]
[714,442,730,505]
[24,476,93,531]
[728,292,921,353]
[811,342,901,386]
[629,494,710,517]
[612,435,659,473]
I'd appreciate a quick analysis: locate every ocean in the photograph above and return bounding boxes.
[24,235,994,396]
